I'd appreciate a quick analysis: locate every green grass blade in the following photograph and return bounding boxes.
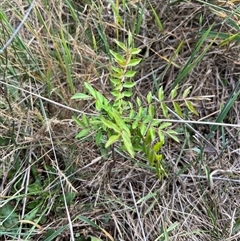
[173,25,213,87]
[93,19,110,55]
[149,2,164,33]
[132,0,146,35]
[44,225,69,241]
[198,31,240,42]
[59,29,75,94]
[157,41,183,89]
[208,79,240,138]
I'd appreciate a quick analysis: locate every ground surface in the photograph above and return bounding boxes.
[0,0,240,241]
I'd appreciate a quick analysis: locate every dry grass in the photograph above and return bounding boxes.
[0,0,240,240]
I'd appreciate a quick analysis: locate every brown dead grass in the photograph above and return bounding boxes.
[0,0,240,240]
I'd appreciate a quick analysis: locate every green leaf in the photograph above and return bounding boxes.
[185,100,198,116]
[105,134,120,148]
[95,99,102,111]
[132,120,138,129]
[111,109,125,126]
[219,33,240,46]
[167,134,179,143]
[156,158,167,179]
[166,130,179,143]
[111,66,123,74]
[173,102,183,118]
[232,217,240,234]
[44,226,68,241]
[82,114,89,126]
[72,116,85,128]
[158,86,164,101]
[131,48,141,55]
[147,92,152,104]
[115,92,125,101]
[143,115,152,124]
[166,130,178,135]
[122,130,134,157]
[76,129,90,138]
[136,97,142,107]
[97,91,106,103]
[140,123,147,136]
[110,78,121,85]
[148,104,155,119]
[173,25,213,87]
[110,50,125,63]
[182,86,192,98]
[151,119,162,127]
[159,122,172,130]
[114,39,126,51]
[170,85,178,99]
[111,90,119,97]
[90,119,102,125]
[122,123,131,137]
[125,70,136,77]
[0,203,18,228]
[100,117,121,133]
[158,129,165,143]
[102,105,112,117]
[89,236,104,241]
[0,136,11,146]
[129,109,136,119]
[127,58,142,67]
[145,129,152,144]
[111,72,123,79]
[153,141,163,152]
[84,82,96,98]
[103,96,109,106]
[136,192,157,204]
[123,82,135,88]
[78,216,99,229]
[147,150,155,166]
[149,2,164,33]
[161,102,168,118]
[149,127,156,142]
[155,154,163,162]
[65,192,76,205]
[208,79,240,138]
[136,106,143,119]
[128,30,133,47]
[95,130,102,145]
[71,93,91,100]
[128,101,133,109]
[114,84,123,91]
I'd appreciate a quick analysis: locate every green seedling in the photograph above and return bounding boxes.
[72,31,197,179]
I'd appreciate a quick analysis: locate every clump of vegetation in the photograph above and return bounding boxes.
[72,31,198,179]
